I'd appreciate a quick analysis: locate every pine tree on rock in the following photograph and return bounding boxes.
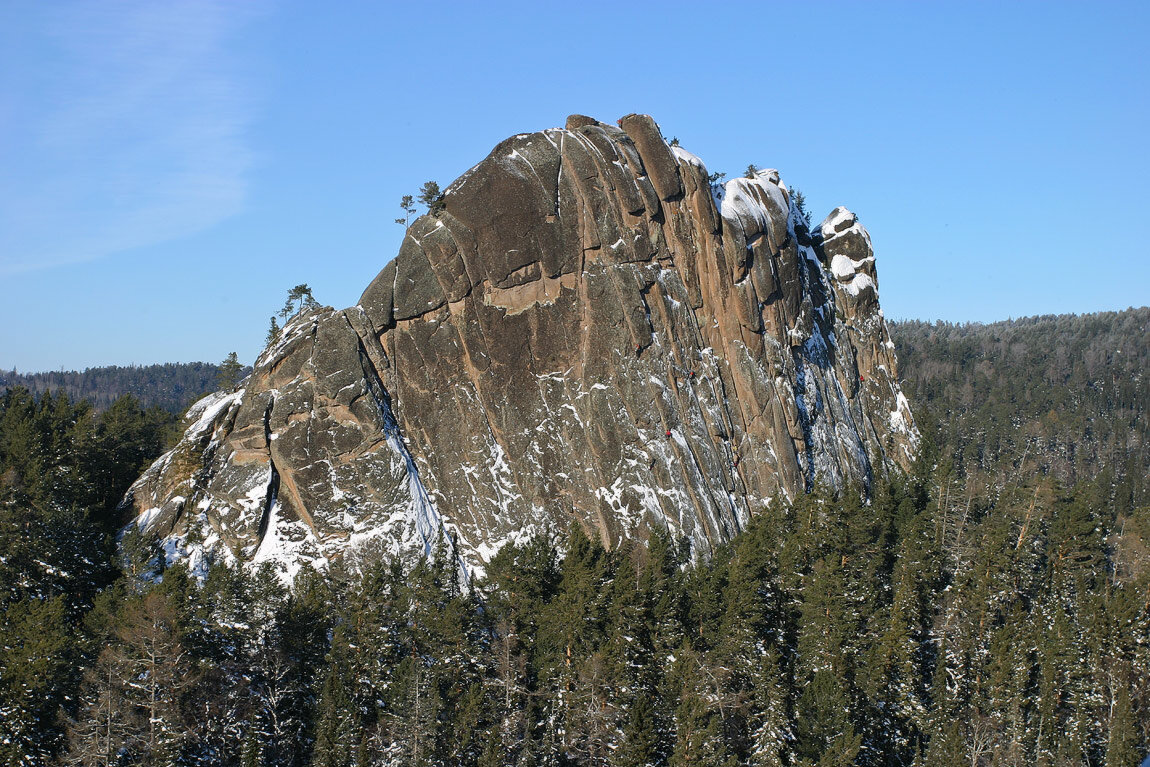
[395,194,417,227]
[266,316,282,346]
[216,351,243,391]
[417,181,444,215]
[279,284,318,320]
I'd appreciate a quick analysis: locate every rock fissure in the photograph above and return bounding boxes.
[257,396,279,544]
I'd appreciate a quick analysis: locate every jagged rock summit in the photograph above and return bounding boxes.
[127,113,918,580]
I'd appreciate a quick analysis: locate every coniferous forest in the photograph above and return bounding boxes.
[0,363,227,414]
[1,308,1148,767]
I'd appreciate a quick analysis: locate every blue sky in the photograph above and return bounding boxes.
[2,0,1147,371]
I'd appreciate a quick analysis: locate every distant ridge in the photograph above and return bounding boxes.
[0,362,229,413]
[890,305,1149,495]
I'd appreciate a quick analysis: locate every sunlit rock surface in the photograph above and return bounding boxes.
[125,113,918,581]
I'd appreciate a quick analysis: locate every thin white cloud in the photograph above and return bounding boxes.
[0,0,262,275]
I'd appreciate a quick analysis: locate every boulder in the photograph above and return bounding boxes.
[126,114,919,581]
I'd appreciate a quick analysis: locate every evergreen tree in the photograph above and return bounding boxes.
[3,306,1150,766]
[668,646,733,767]
[313,641,357,767]
[418,181,445,215]
[790,187,810,225]
[217,351,243,390]
[396,194,417,227]
[1105,683,1139,767]
[266,316,281,346]
[65,589,197,766]
[793,671,861,767]
[0,388,174,766]
[0,596,79,765]
[279,284,318,320]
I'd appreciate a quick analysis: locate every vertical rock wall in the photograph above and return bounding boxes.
[126,113,918,578]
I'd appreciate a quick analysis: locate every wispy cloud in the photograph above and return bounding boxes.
[0,0,262,275]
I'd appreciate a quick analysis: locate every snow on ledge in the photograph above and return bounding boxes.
[720,174,788,237]
[821,206,856,237]
[830,254,858,280]
[186,390,242,438]
[671,145,705,168]
[820,207,872,252]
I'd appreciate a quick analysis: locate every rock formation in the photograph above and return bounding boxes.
[126,113,918,579]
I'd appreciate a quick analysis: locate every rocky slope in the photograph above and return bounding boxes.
[126,113,918,580]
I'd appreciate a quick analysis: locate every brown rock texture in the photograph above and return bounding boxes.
[126,113,918,579]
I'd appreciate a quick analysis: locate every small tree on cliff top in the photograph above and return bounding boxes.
[278,284,316,320]
[216,352,243,391]
[395,194,417,227]
[418,181,445,215]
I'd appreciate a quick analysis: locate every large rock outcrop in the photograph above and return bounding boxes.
[126,113,918,579]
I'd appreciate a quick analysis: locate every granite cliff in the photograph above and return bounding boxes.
[126,113,918,579]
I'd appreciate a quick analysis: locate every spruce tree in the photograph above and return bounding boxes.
[313,636,357,767]
[217,351,243,391]
[266,315,281,346]
[793,670,861,767]
[0,596,79,765]
[1105,683,1140,767]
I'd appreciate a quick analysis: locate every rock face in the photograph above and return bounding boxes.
[126,113,918,579]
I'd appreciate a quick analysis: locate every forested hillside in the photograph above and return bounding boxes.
[890,307,1148,505]
[0,362,228,413]
[0,307,1147,766]
[0,389,175,763]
